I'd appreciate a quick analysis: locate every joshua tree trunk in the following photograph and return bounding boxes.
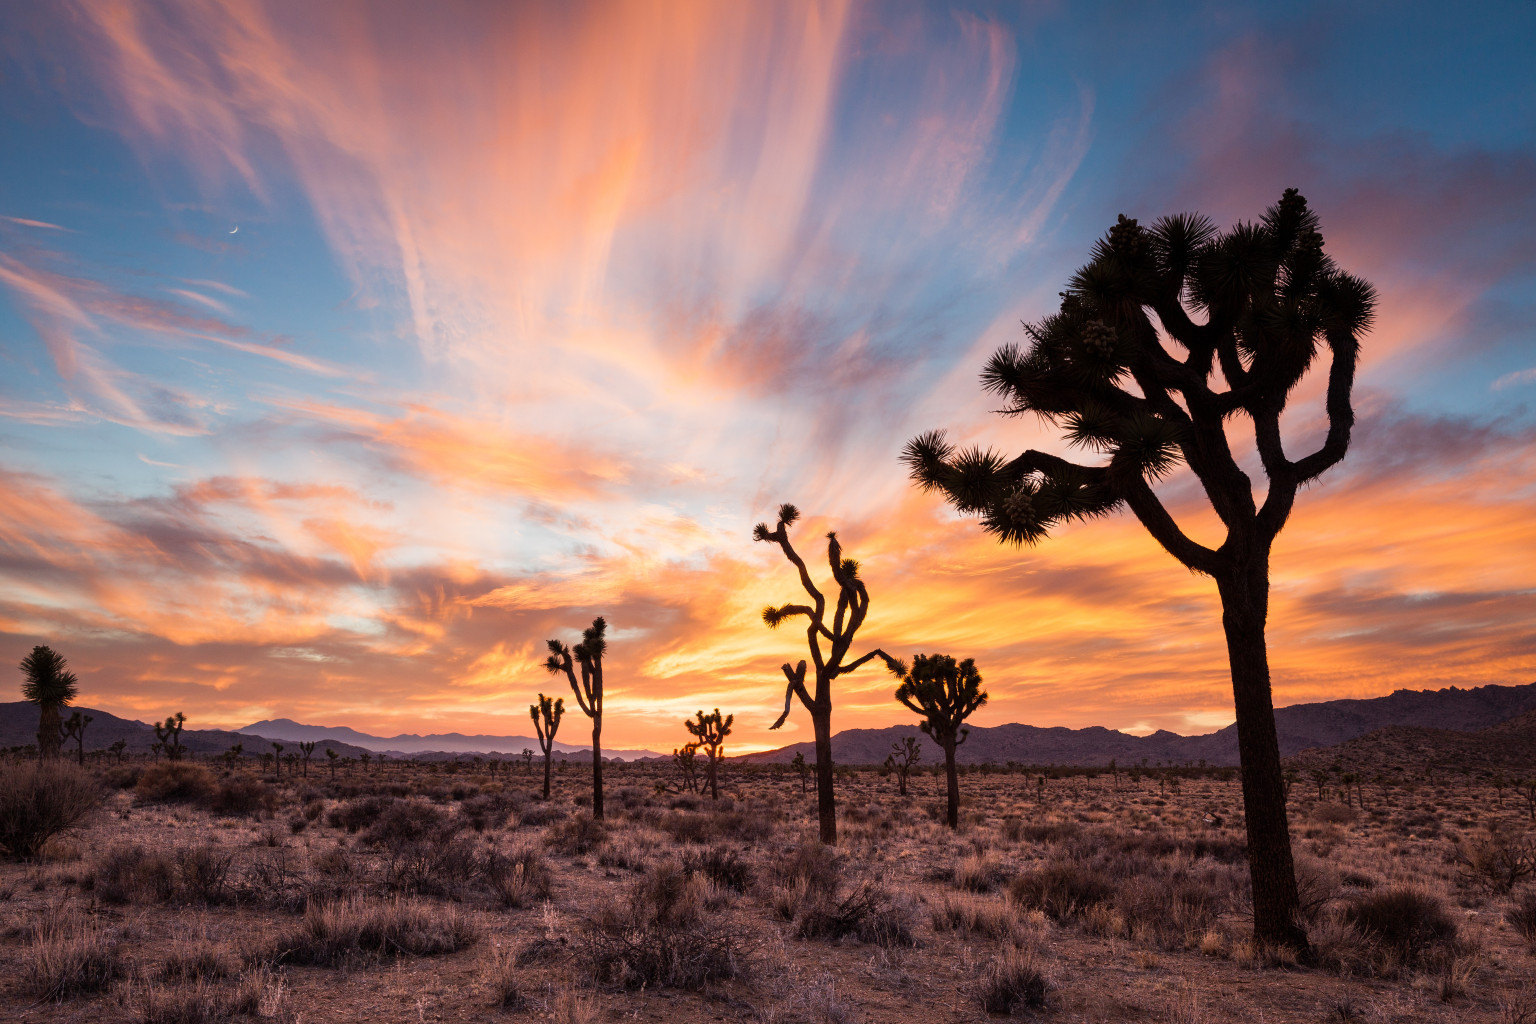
[811,702,836,844]
[543,752,553,800]
[590,721,603,820]
[942,734,960,829]
[37,704,62,760]
[1219,555,1306,951]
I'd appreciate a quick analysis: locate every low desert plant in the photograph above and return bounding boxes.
[275,897,480,966]
[1340,887,1460,974]
[581,861,739,989]
[481,845,554,908]
[547,811,607,855]
[930,895,1015,940]
[326,794,395,832]
[1457,827,1536,893]
[209,775,272,818]
[682,845,753,892]
[0,760,99,860]
[1507,889,1536,947]
[977,948,1051,1015]
[87,844,177,903]
[135,763,215,805]
[795,877,916,947]
[23,916,122,1001]
[1008,859,1116,922]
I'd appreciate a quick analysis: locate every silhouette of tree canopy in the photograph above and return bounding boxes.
[903,189,1375,951]
[684,708,733,800]
[546,617,608,819]
[890,654,986,828]
[20,645,77,760]
[531,692,565,801]
[756,503,900,844]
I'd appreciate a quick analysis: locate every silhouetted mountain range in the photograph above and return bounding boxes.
[1286,708,1536,778]
[239,718,667,761]
[735,681,1536,767]
[0,703,370,759]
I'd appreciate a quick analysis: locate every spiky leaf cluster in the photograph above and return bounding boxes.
[904,190,1376,562]
[892,654,987,746]
[19,646,77,708]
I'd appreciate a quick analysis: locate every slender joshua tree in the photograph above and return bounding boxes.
[755,504,900,845]
[545,617,608,819]
[20,646,78,760]
[884,736,923,797]
[890,654,987,829]
[684,709,733,800]
[902,189,1375,950]
[59,711,93,767]
[531,693,564,800]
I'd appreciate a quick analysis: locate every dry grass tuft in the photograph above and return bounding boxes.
[275,897,480,966]
[0,761,100,861]
[23,915,123,1001]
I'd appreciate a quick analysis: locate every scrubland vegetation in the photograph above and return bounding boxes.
[4,754,1536,1023]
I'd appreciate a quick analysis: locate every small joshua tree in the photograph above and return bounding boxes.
[545,617,608,819]
[223,743,243,770]
[755,503,899,844]
[684,708,733,800]
[791,750,809,795]
[890,655,987,828]
[360,751,373,773]
[271,742,284,777]
[109,739,127,765]
[531,694,564,800]
[325,746,339,778]
[20,645,78,760]
[673,743,700,793]
[883,736,923,797]
[522,748,534,773]
[59,711,93,767]
[298,741,316,777]
[155,713,187,762]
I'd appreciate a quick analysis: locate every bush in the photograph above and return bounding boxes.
[581,862,739,989]
[795,878,916,947]
[1311,802,1358,825]
[977,949,1051,1015]
[360,799,453,847]
[769,840,840,898]
[682,846,753,893]
[480,845,554,908]
[1457,828,1536,893]
[0,761,99,860]
[1507,889,1536,946]
[547,812,607,855]
[1009,859,1116,922]
[125,974,265,1024]
[209,776,272,818]
[135,763,215,805]
[275,898,479,966]
[23,917,122,1001]
[1342,887,1459,971]
[326,795,394,832]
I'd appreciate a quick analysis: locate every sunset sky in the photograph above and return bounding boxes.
[1,2,1532,753]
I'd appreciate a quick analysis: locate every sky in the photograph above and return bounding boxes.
[0,1,1533,754]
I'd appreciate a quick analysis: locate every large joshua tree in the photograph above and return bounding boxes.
[891,654,987,829]
[903,189,1375,950]
[531,693,564,800]
[545,616,608,819]
[755,504,899,844]
[20,646,78,760]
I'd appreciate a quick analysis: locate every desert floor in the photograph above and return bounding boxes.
[4,757,1536,1023]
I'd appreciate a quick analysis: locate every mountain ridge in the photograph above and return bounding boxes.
[238,718,667,761]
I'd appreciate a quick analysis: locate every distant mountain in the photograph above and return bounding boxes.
[1288,709,1536,777]
[238,718,666,761]
[0,702,369,759]
[735,681,1536,767]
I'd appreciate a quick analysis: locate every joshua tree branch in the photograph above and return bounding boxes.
[1119,474,1223,575]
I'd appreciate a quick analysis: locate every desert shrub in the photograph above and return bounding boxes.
[682,846,753,893]
[461,791,519,832]
[88,844,177,903]
[656,812,714,844]
[1312,802,1358,825]
[485,945,527,1010]
[103,765,143,790]
[362,805,475,898]
[135,763,215,805]
[125,976,262,1024]
[1114,874,1224,949]
[1457,828,1536,893]
[23,916,122,1001]
[668,795,701,812]
[157,943,233,982]
[615,786,647,810]
[177,845,235,904]
[480,845,554,908]
[547,812,607,855]
[326,794,394,832]
[1342,887,1459,972]
[796,878,916,947]
[977,948,1051,1014]
[769,840,840,898]
[1009,859,1116,922]
[953,852,1009,893]
[0,760,100,860]
[597,832,659,871]
[930,895,1015,940]
[359,798,453,847]
[516,801,566,828]
[1507,890,1536,947]
[581,862,738,989]
[209,776,272,818]
[275,897,479,966]
[1014,821,1081,845]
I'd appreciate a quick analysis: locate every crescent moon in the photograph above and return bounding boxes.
[229,225,239,234]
